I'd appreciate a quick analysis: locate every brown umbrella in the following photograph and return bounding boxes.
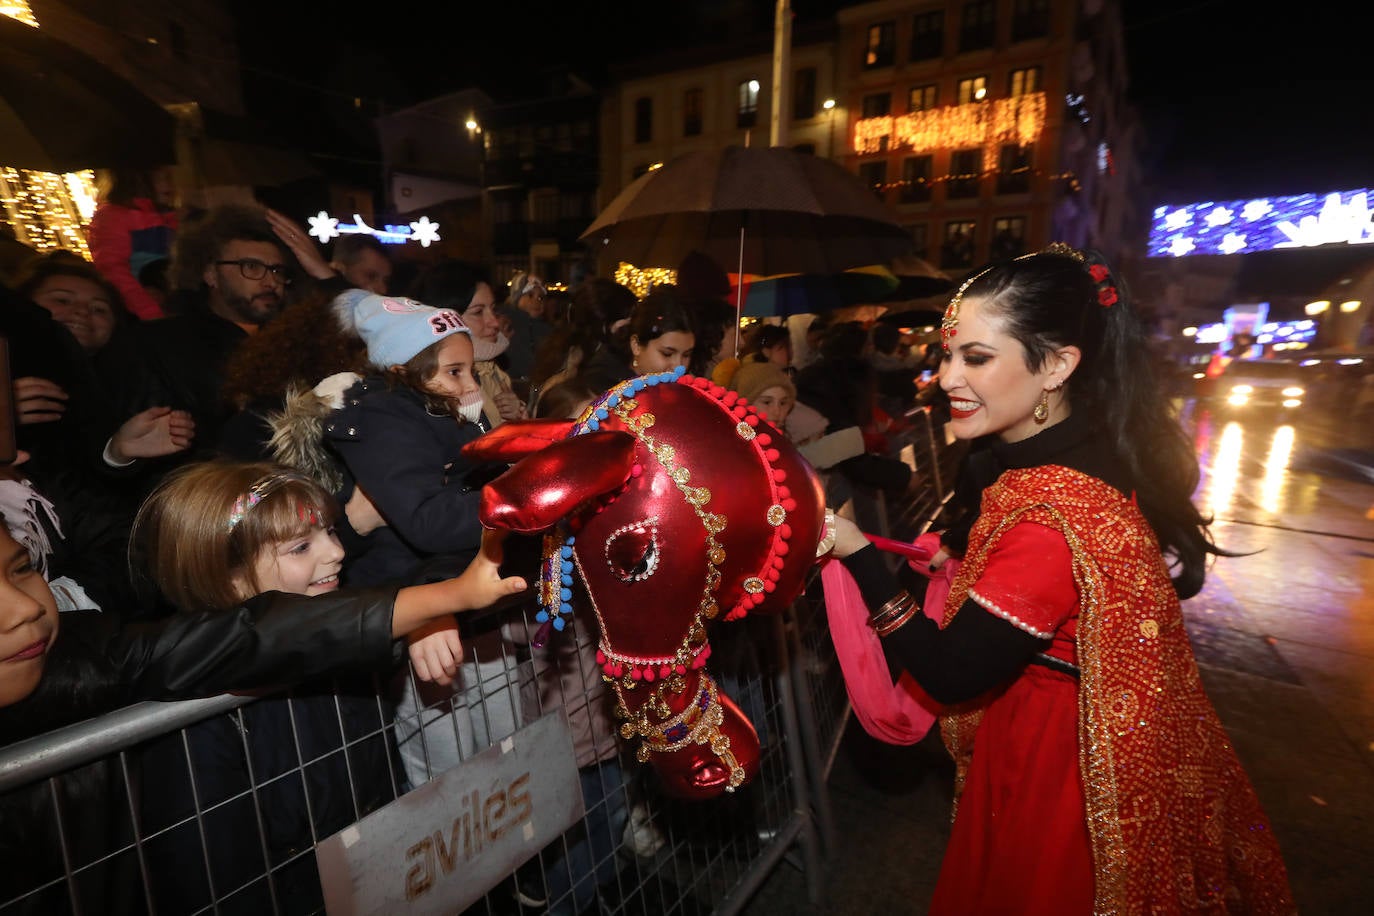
[580,145,914,279]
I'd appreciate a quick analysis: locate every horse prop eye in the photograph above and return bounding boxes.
[604,516,660,583]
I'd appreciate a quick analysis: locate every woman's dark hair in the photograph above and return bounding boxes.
[407,259,490,312]
[750,324,791,358]
[530,278,636,389]
[627,285,694,347]
[959,247,1220,597]
[221,289,368,409]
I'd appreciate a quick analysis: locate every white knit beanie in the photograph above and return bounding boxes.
[336,291,471,368]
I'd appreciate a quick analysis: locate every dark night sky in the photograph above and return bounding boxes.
[232,1,1366,202]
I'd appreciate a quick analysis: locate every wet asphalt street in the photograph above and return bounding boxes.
[743,402,1374,915]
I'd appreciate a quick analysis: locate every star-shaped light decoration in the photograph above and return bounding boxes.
[308,211,340,243]
[1204,206,1234,228]
[1166,235,1197,257]
[1218,232,1248,255]
[1163,208,1194,231]
[409,216,441,248]
[1241,199,1273,222]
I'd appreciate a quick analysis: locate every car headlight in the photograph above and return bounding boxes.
[1230,384,1253,395]
[1282,386,1304,397]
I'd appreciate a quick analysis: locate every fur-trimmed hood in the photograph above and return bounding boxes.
[265,371,362,495]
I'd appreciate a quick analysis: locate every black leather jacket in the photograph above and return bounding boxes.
[1,587,403,742]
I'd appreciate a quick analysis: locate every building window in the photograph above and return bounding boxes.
[634,97,653,144]
[863,21,896,69]
[857,160,888,198]
[956,75,989,105]
[947,149,982,199]
[684,88,703,137]
[909,11,944,62]
[1011,0,1050,42]
[996,144,1033,194]
[941,220,977,270]
[737,78,760,128]
[1008,66,1042,97]
[991,217,1027,259]
[908,83,938,112]
[900,156,933,204]
[959,0,997,53]
[862,92,892,118]
[907,223,930,259]
[793,67,817,120]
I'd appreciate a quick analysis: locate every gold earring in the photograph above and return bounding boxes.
[1033,389,1050,424]
[632,356,640,372]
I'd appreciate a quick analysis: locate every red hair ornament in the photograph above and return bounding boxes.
[465,367,830,798]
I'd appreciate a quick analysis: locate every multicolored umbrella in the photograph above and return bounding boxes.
[728,264,900,318]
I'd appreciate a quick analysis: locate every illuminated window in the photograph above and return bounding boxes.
[957,75,989,105]
[910,11,944,62]
[900,156,933,204]
[864,21,896,69]
[959,0,997,52]
[942,220,977,270]
[793,67,817,120]
[1011,0,1050,42]
[634,97,653,144]
[737,79,760,128]
[684,88,703,137]
[947,149,982,200]
[908,84,938,113]
[996,144,1032,194]
[991,216,1027,259]
[1008,67,1042,97]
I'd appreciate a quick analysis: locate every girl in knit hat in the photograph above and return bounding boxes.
[324,290,528,790]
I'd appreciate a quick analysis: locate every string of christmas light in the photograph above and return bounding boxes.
[0,168,99,259]
[853,92,1047,161]
[866,168,1081,195]
[614,262,677,299]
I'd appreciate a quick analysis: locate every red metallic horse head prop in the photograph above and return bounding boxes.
[465,368,831,798]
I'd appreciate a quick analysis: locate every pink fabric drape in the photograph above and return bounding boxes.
[820,532,954,744]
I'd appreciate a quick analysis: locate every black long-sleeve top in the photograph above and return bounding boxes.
[841,412,1127,705]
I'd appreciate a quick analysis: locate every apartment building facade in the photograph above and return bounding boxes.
[598,0,1142,277]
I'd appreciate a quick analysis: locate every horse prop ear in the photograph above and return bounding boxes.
[479,430,638,534]
[461,418,577,464]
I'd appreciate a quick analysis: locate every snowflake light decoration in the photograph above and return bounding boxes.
[308,211,341,243]
[409,216,441,248]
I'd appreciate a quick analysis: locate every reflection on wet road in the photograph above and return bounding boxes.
[1185,402,1374,542]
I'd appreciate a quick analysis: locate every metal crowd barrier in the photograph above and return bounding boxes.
[0,405,964,916]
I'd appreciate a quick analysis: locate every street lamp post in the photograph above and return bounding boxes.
[822,97,836,159]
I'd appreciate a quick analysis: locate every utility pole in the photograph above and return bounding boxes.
[770,0,791,147]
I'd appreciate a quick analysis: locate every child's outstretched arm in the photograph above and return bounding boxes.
[391,528,527,637]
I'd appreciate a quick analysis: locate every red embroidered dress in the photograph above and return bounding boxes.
[932,465,1295,915]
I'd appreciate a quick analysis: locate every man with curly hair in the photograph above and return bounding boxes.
[100,204,295,488]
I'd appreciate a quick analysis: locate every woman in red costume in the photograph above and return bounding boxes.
[830,245,1295,914]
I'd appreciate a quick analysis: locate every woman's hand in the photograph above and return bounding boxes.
[408,618,464,685]
[830,514,872,559]
[108,406,195,462]
[492,388,527,422]
[266,208,336,281]
[13,376,67,425]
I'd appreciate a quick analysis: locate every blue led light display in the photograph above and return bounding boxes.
[1147,189,1374,257]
